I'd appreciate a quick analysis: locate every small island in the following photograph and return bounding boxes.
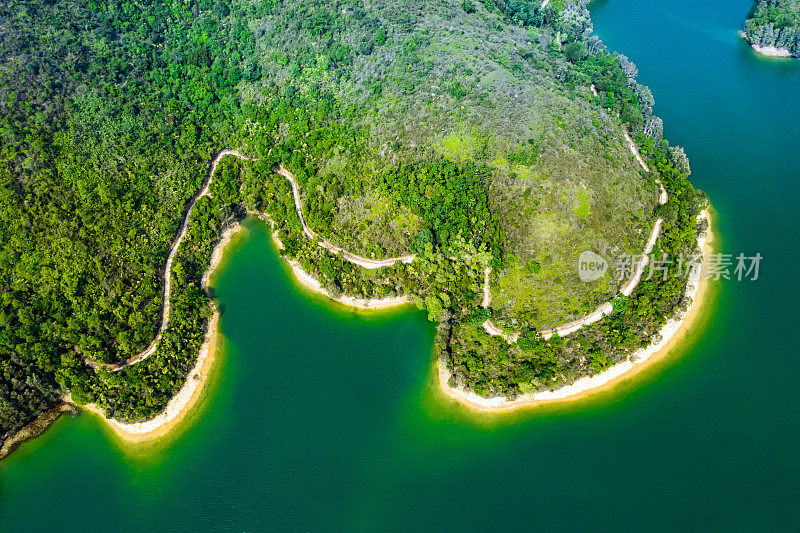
[743,0,800,57]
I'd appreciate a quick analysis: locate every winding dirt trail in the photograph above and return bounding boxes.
[85,150,254,372]
[481,267,492,308]
[92,128,664,370]
[275,166,415,269]
[87,152,415,372]
[624,131,652,173]
[481,124,669,342]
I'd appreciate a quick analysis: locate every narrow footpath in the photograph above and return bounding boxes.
[86,153,416,372]
[480,120,668,342]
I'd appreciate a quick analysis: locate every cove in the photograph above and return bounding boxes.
[3,0,800,529]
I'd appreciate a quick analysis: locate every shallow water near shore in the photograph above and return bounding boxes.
[3,0,800,529]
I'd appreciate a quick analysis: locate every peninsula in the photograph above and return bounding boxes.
[743,0,800,57]
[1,0,709,452]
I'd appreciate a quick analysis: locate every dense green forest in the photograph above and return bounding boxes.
[0,0,705,442]
[744,0,800,56]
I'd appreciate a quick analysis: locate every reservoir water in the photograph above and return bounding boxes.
[2,0,799,529]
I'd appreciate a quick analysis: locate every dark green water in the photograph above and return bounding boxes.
[2,0,800,530]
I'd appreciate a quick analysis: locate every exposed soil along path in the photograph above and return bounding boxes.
[86,153,415,373]
[275,166,416,269]
[481,121,669,342]
[81,150,256,372]
[624,131,652,173]
[481,267,492,308]
[87,122,663,373]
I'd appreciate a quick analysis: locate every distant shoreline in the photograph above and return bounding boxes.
[739,30,793,58]
[751,43,792,57]
[0,403,78,460]
[438,209,715,413]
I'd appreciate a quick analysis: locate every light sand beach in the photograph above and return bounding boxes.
[739,30,793,57]
[284,256,410,309]
[266,216,411,310]
[81,305,221,443]
[751,44,792,57]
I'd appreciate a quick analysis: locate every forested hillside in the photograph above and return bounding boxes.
[0,0,705,441]
[744,0,800,57]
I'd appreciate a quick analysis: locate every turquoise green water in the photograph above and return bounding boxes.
[3,0,800,530]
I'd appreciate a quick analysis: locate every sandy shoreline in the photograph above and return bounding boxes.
[80,222,244,442]
[81,306,221,443]
[439,209,715,413]
[93,206,713,438]
[65,198,710,439]
[751,43,792,57]
[0,403,78,460]
[263,214,412,310]
[739,30,793,57]
[85,217,410,443]
[284,256,410,309]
